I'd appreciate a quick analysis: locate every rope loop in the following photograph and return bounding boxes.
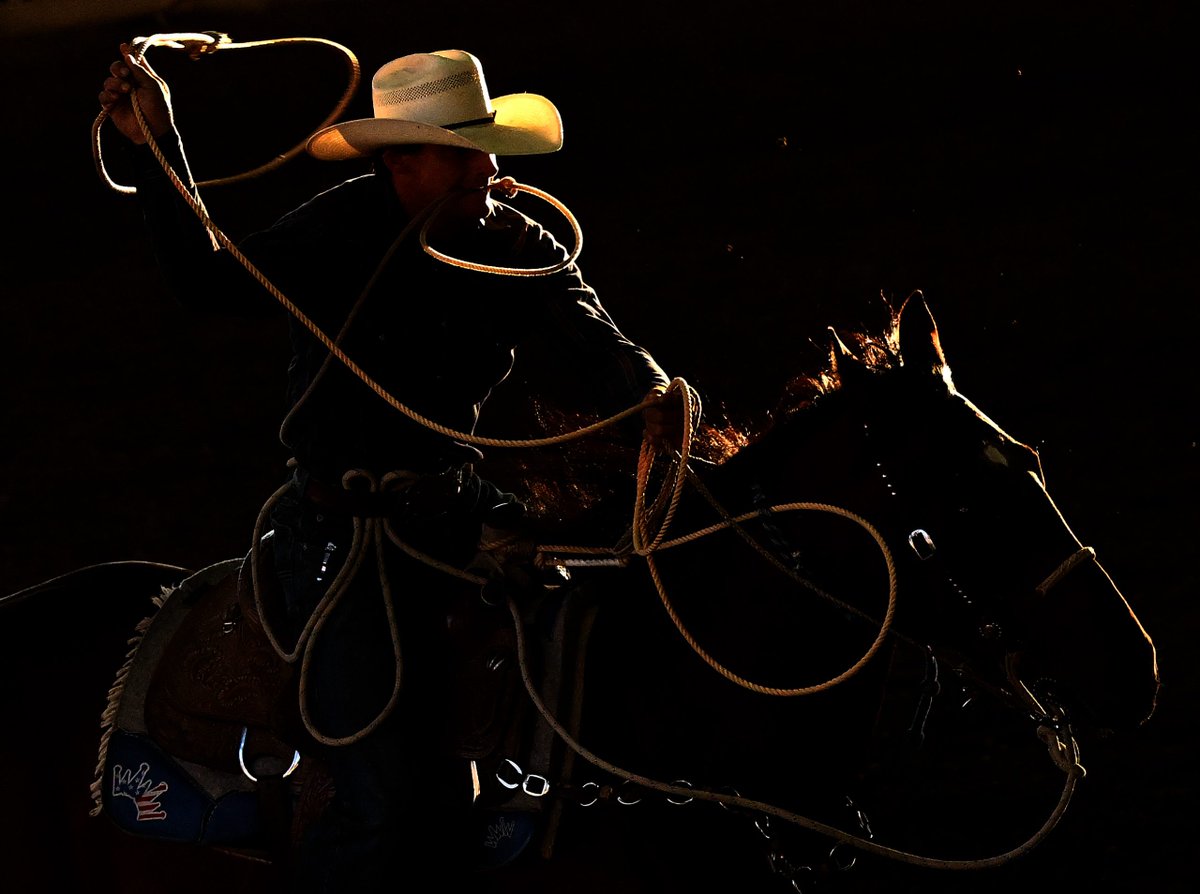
[421,179,584,277]
[646,499,898,697]
[92,32,361,194]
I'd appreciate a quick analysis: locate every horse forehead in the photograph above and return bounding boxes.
[953,390,1031,449]
[878,378,1027,448]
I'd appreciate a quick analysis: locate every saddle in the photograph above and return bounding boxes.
[92,555,317,855]
[92,544,600,869]
[143,549,301,777]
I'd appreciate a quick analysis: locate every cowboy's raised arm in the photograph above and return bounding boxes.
[97,44,280,318]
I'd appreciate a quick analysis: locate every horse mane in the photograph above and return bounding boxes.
[485,298,905,522]
[701,298,905,462]
[772,302,903,424]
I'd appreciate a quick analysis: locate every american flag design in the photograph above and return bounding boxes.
[111,762,169,822]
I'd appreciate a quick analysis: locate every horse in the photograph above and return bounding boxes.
[0,294,1158,893]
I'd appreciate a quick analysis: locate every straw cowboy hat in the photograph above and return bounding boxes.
[307,49,563,161]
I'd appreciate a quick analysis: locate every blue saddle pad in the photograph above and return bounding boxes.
[101,728,263,847]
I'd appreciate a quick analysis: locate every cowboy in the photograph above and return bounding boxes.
[98,46,681,892]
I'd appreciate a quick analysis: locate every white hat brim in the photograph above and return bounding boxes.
[307,93,563,161]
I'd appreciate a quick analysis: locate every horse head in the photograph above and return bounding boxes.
[733,293,1159,740]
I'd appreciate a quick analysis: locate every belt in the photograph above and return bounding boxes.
[299,466,465,519]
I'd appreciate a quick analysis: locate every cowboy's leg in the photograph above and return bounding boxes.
[269,486,405,892]
[282,518,478,892]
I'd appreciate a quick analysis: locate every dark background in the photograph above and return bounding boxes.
[1,0,1195,891]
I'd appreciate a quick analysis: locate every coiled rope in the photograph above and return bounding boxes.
[250,464,488,746]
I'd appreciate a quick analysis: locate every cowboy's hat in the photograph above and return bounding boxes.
[307,49,563,161]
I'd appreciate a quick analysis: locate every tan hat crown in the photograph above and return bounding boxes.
[372,50,494,127]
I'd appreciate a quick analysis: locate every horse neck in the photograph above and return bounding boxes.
[714,390,882,513]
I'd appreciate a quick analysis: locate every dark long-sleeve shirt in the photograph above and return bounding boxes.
[131,135,669,481]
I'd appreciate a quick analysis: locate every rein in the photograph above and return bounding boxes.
[523,418,1093,870]
[501,587,1083,872]
[524,480,1090,869]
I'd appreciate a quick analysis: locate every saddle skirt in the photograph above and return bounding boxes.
[91,556,317,854]
[91,547,601,869]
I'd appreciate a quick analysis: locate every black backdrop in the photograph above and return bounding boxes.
[2,1,1195,891]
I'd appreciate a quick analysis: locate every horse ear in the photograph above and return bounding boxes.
[898,291,948,374]
[828,327,869,385]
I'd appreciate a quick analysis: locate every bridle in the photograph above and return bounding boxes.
[856,414,1102,730]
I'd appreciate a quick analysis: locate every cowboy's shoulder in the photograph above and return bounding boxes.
[266,173,385,242]
[238,173,393,292]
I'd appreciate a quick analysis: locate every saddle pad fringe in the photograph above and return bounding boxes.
[90,559,242,817]
[90,588,169,817]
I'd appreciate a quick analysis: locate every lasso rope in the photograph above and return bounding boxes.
[249,463,498,746]
[420,178,583,277]
[94,31,652,450]
[92,32,361,194]
[93,33,729,742]
[503,586,1083,871]
[249,467,400,746]
[643,501,897,696]
[92,38,1083,867]
[542,477,899,697]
